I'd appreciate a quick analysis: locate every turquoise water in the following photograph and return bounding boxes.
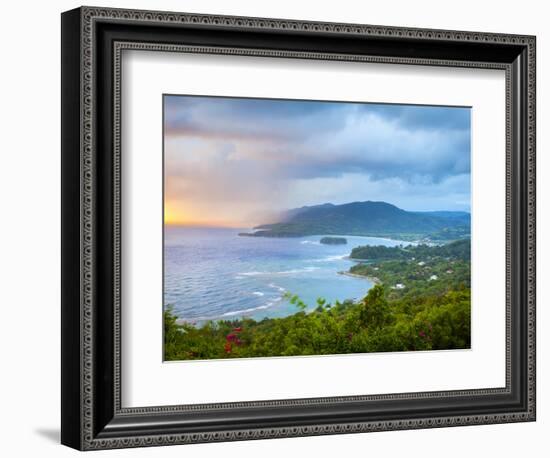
[165,227,404,324]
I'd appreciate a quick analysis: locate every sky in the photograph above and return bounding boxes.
[164,95,471,227]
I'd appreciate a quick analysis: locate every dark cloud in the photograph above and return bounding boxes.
[164,95,471,221]
[357,103,471,130]
[164,95,347,142]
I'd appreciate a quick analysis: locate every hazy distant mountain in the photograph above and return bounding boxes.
[239,201,470,241]
[413,210,470,226]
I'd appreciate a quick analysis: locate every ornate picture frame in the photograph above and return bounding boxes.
[61,6,536,450]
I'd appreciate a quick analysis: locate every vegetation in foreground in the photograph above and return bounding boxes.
[164,238,471,361]
[164,286,470,361]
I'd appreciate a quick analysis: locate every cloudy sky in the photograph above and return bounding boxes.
[164,95,471,227]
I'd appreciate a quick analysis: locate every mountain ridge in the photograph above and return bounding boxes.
[239,201,470,241]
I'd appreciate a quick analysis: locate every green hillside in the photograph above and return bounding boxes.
[239,201,469,241]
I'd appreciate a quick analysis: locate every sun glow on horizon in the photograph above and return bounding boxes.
[164,220,247,229]
[164,202,250,228]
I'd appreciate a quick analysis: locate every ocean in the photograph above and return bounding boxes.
[164,227,405,324]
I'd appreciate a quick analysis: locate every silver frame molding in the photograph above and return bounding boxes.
[61,6,536,450]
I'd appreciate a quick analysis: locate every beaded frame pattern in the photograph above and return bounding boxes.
[78,6,536,450]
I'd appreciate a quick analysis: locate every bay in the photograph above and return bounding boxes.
[164,226,405,324]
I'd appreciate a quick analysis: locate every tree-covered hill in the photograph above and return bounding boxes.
[348,238,470,300]
[350,238,470,261]
[239,201,470,241]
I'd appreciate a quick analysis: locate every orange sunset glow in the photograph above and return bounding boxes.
[164,201,250,228]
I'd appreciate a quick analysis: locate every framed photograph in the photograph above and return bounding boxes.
[61,6,536,450]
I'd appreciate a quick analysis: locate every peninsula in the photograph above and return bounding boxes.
[238,201,470,242]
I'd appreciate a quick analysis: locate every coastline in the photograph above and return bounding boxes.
[167,229,407,325]
[239,231,420,245]
[338,270,380,284]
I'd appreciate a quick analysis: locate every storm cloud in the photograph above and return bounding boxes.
[164,95,471,226]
